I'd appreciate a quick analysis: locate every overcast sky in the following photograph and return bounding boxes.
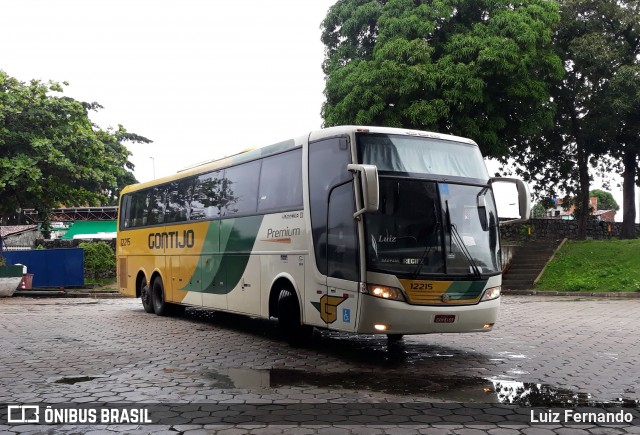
[1,0,336,183]
[1,0,633,220]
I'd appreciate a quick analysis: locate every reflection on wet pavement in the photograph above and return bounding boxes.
[185,306,639,408]
[205,367,639,408]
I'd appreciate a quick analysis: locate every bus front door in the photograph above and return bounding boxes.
[323,181,360,332]
[308,136,360,332]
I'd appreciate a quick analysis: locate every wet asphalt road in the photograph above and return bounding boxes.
[0,295,639,434]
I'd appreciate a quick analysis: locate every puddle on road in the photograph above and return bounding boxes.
[206,367,638,408]
[54,376,99,385]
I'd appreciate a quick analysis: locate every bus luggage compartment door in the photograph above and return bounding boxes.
[226,254,261,316]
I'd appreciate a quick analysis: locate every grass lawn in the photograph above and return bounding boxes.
[536,239,640,292]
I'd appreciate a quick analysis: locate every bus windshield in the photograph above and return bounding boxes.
[364,178,501,277]
[357,133,489,181]
[357,133,500,278]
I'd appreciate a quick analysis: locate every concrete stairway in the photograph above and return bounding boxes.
[502,240,563,290]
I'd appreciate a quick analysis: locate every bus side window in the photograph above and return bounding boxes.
[258,148,303,213]
[146,187,166,225]
[130,190,147,228]
[221,161,261,217]
[191,171,221,221]
[119,195,131,229]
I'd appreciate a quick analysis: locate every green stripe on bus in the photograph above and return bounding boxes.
[183,215,264,294]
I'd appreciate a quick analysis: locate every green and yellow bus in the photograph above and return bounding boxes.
[116,126,529,344]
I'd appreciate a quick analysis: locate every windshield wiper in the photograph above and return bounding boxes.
[444,200,482,279]
[412,227,436,278]
[412,199,440,278]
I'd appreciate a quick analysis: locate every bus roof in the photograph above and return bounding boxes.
[309,125,477,146]
[120,125,477,195]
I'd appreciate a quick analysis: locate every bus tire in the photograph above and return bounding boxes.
[277,288,312,347]
[151,277,168,316]
[140,276,154,314]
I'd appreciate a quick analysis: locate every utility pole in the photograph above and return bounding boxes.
[149,156,156,180]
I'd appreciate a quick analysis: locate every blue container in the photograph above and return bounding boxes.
[4,249,84,288]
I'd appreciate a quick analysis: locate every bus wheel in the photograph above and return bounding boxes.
[140,277,154,314]
[151,277,168,316]
[387,334,404,342]
[278,288,312,346]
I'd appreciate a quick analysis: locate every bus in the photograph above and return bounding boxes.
[116,125,530,344]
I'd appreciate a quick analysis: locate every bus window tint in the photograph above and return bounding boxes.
[258,149,303,213]
[166,180,188,223]
[191,171,223,221]
[358,133,488,181]
[146,187,165,225]
[327,182,358,281]
[119,195,131,229]
[220,160,261,217]
[130,191,147,228]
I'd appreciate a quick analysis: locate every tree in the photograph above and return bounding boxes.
[0,71,150,225]
[565,0,639,238]
[321,0,563,159]
[531,202,548,218]
[606,60,640,238]
[589,189,619,212]
[513,0,639,239]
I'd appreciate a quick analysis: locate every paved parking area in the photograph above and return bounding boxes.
[0,295,638,434]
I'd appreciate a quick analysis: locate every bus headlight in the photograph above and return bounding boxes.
[481,286,501,301]
[364,284,405,302]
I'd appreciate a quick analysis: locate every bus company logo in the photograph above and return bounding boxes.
[311,294,348,324]
[262,227,301,244]
[148,229,195,250]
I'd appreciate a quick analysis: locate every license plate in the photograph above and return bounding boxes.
[434,314,456,323]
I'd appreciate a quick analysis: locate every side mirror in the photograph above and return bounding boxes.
[348,164,379,219]
[490,177,531,224]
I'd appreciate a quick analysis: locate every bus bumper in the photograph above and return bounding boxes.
[355,294,500,335]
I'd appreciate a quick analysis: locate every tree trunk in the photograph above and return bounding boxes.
[576,141,590,240]
[620,149,637,239]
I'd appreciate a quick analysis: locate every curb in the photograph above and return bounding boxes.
[12,290,124,299]
[503,289,640,298]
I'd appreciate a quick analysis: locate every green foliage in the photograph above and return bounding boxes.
[531,203,547,218]
[589,189,619,212]
[321,0,563,158]
[519,224,533,238]
[0,71,150,222]
[536,240,640,292]
[510,0,640,239]
[79,242,116,279]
